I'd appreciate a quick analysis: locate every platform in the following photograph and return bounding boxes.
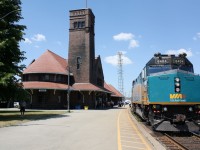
[118,108,166,150]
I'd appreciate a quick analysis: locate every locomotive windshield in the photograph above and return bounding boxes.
[146,53,194,75]
[148,65,171,74]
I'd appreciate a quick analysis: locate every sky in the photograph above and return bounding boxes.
[19,0,200,97]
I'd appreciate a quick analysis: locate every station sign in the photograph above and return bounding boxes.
[39,89,47,92]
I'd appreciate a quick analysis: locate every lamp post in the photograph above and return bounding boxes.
[67,66,70,113]
[0,9,20,21]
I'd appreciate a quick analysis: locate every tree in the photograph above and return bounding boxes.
[0,0,27,106]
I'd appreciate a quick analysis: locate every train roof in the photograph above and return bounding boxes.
[146,53,193,67]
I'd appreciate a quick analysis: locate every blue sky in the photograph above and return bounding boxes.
[19,0,200,97]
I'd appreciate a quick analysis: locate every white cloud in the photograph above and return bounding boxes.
[24,38,32,44]
[104,52,133,66]
[166,48,193,57]
[104,55,118,66]
[113,32,140,49]
[193,32,200,41]
[113,33,134,41]
[32,34,46,42]
[129,39,139,49]
[122,55,133,65]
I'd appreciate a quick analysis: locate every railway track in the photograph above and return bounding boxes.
[130,109,200,149]
[157,132,200,150]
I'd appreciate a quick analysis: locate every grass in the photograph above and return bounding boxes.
[0,109,68,128]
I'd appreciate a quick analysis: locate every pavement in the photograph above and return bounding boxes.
[0,108,119,150]
[0,107,165,150]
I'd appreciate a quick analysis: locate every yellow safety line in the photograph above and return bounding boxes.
[126,109,152,150]
[117,110,122,150]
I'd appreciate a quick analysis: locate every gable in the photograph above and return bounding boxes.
[23,50,68,75]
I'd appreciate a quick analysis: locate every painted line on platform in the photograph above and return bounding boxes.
[121,135,141,140]
[117,110,122,150]
[126,109,152,150]
[121,139,145,144]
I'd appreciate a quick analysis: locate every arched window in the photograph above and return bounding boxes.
[77,56,81,69]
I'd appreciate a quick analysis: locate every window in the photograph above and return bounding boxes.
[57,75,61,82]
[74,22,78,28]
[77,56,81,69]
[147,65,171,75]
[74,21,85,29]
[44,74,49,81]
[23,74,29,81]
[172,65,193,73]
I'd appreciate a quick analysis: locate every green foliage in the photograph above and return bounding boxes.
[0,0,26,103]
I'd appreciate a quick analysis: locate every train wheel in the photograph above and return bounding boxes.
[148,110,154,126]
[146,119,151,126]
[132,104,136,113]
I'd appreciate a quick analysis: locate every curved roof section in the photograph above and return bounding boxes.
[23,50,68,75]
[23,81,72,90]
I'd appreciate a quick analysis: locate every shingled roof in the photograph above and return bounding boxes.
[23,81,72,90]
[72,83,110,93]
[23,50,68,75]
[104,82,124,97]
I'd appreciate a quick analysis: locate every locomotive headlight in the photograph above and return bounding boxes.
[175,88,180,92]
[175,77,180,82]
[163,107,168,111]
[174,77,181,93]
[189,107,193,112]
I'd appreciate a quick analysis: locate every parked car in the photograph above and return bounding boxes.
[124,100,131,105]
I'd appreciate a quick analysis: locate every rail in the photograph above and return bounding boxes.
[157,132,200,150]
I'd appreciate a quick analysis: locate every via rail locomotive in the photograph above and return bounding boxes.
[131,53,200,132]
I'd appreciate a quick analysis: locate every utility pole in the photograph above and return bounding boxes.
[67,66,70,113]
[118,52,124,96]
[86,0,88,8]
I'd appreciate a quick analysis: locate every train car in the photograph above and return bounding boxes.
[131,53,200,132]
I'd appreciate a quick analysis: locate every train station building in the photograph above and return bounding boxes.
[22,8,123,109]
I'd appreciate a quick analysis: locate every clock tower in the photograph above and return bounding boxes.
[68,9,95,83]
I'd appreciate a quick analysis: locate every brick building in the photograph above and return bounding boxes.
[22,8,123,109]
